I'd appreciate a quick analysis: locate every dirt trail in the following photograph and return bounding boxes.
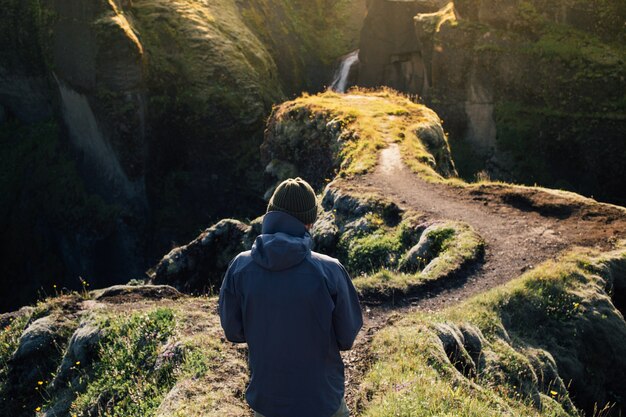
[342,143,626,412]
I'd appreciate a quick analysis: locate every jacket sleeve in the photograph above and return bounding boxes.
[218,260,246,343]
[332,264,363,351]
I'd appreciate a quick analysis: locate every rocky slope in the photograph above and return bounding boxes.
[0,0,365,311]
[354,0,626,205]
[3,89,626,416]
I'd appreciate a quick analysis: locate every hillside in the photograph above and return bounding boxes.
[2,0,624,316]
[3,90,626,416]
[0,0,365,311]
[2,0,626,415]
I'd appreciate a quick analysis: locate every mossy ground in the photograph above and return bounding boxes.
[357,243,626,416]
[5,241,625,417]
[350,220,484,300]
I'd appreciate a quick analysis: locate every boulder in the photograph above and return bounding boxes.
[43,321,104,417]
[458,323,485,369]
[149,219,253,293]
[399,223,448,273]
[2,315,74,416]
[433,322,477,377]
[311,211,340,254]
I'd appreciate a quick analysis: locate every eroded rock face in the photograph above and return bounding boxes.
[0,0,369,311]
[358,0,449,92]
[262,105,345,190]
[41,322,102,417]
[357,0,626,205]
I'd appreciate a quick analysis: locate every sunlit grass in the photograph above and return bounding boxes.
[336,210,484,299]
[70,308,177,416]
[277,87,453,178]
[358,242,626,416]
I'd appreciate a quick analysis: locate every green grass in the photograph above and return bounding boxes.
[0,314,32,391]
[346,232,404,274]
[346,218,484,298]
[358,243,626,416]
[270,88,457,183]
[71,308,177,416]
[0,298,250,417]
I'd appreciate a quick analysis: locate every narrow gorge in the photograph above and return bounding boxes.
[1,0,625,416]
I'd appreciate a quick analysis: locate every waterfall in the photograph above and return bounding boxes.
[330,50,359,93]
[54,74,145,202]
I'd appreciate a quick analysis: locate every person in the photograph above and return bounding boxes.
[218,177,363,417]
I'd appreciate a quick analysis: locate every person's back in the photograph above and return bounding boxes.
[219,178,363,417]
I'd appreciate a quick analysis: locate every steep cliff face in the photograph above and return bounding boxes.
[357,0,626,205]
[240,0,367,94]
[0,0,366,311]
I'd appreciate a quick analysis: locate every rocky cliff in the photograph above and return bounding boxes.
[356,0,626,205]
[0,0,365,311]
[3,89,626,416]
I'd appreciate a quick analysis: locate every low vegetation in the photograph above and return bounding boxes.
[314,185,485,301]
[0,295,249,417]
[357,243,626,416]
[349,220,484,300]
[263,88,457,188]
[4,241,624,417]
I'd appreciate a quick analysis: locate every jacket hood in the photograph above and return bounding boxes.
[251,211,312,271]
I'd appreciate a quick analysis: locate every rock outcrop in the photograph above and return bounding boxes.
[149,219,262,293]
[262,89,457,193]
[149,90,474,296]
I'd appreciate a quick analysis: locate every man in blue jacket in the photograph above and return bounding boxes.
[219,177,363,417]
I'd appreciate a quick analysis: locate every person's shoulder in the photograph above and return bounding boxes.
[228,250,254,274]
[310,251,346,273]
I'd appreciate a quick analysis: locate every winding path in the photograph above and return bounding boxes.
[341,143,626,411]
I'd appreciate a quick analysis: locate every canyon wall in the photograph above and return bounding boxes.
[357,0,626,204]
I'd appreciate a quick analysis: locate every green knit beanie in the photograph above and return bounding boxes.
[267,177,318,225]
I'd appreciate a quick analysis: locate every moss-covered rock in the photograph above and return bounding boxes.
[0,292,251,417]
[262,88,458,191]
[313,183,484,300]
[149,219,261,294]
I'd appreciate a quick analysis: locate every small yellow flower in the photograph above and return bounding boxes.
[550,390,558,396]
[573,302,580,308]
[75,361,81,365]
[37,381,43,385]
[35,407,41,412]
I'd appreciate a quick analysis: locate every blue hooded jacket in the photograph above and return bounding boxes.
[218,211,363,417]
